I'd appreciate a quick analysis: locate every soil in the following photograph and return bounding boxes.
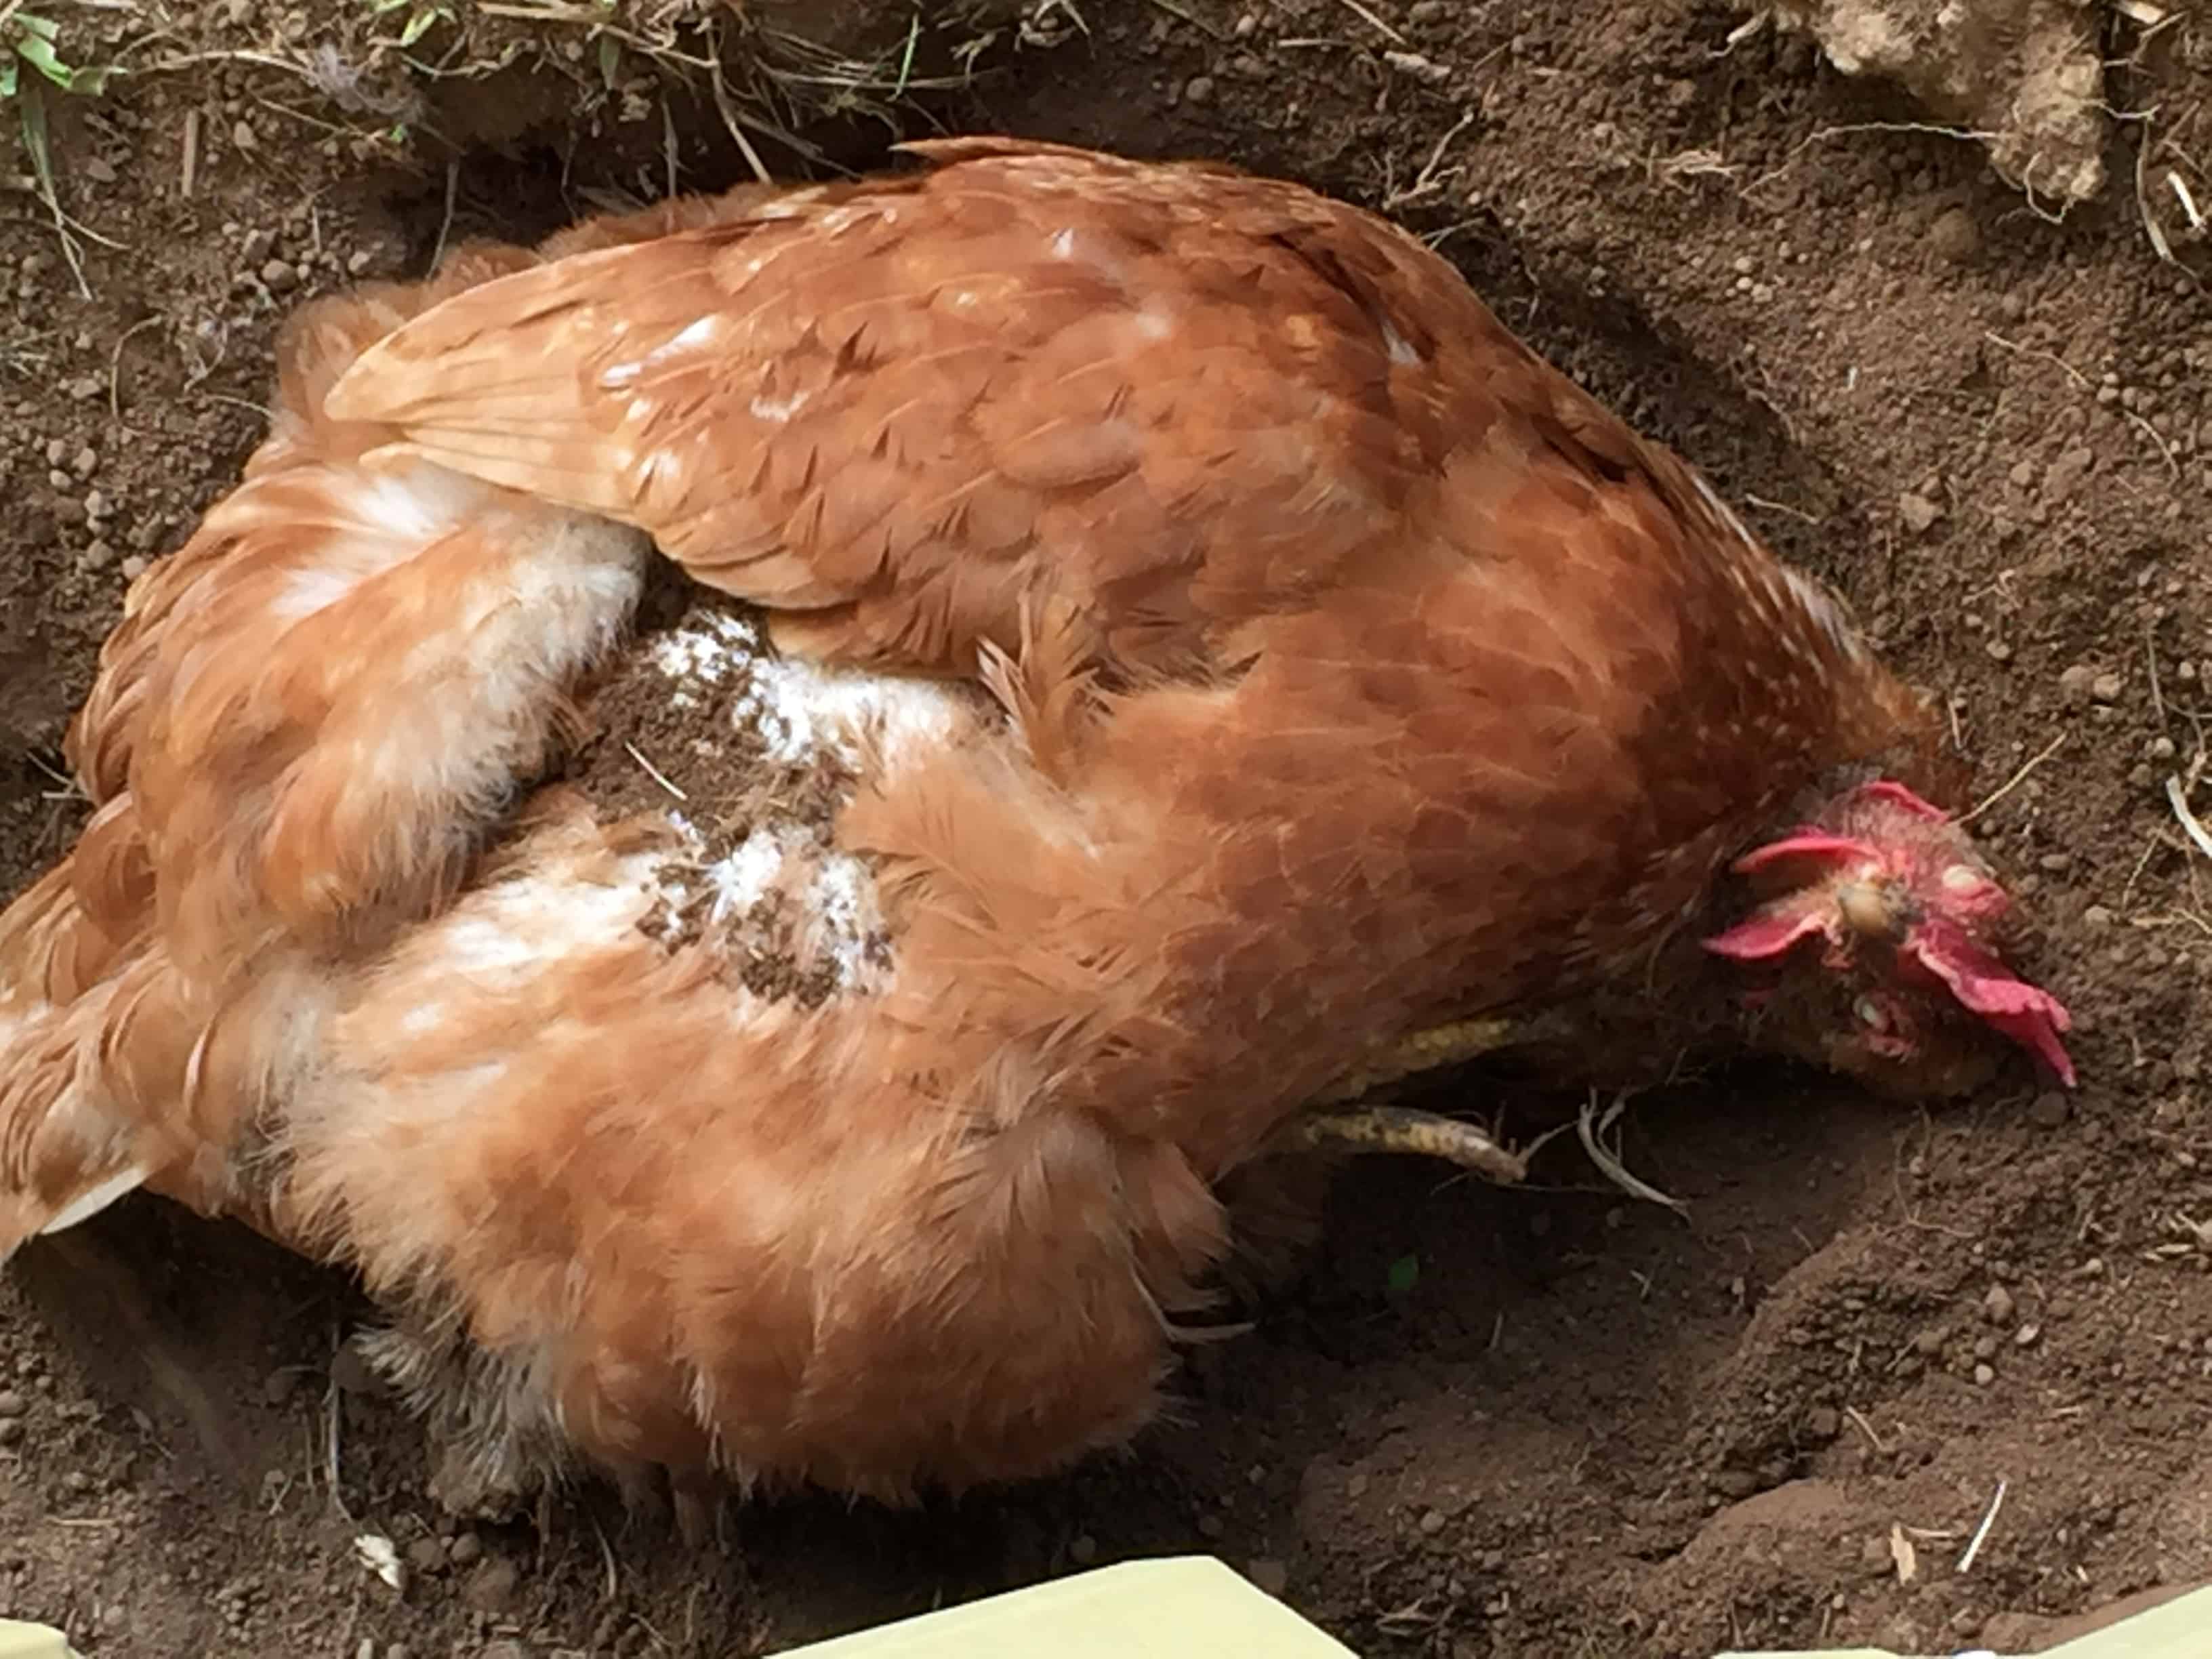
[3,1,2211,1656]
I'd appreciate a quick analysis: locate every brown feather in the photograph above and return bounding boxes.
[3,141,1982,1510]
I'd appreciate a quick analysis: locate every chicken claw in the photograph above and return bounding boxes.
[1285,1011,1585,1181]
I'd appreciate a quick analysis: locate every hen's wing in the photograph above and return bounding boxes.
[0,246,651,1256]
[322,138,1494,678]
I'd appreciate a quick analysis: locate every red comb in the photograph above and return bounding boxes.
[1854,780,1950,821]
[1731,833,1879,878]
[1902,918,2076,1086]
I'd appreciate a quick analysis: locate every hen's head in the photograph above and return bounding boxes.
[1702,781,2074,1099]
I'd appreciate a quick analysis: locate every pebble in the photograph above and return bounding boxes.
[2028,1091,2070,1128]
[1197,1514,1225,1540]
[1983,1285,2017,1324]
[1181,75,1213,105]
[260,258,298,293]
[1805,1406,1840,1441]
[0,1390,26,1417]
[462,1557,519,1614]
[2042,445,2095,503]
[2015,1323,2043,1349]
[1069,1534,1099,1566]
[0,1420,22,1446]
[120,555,150,582]
[405,1536,447,1575]
[1927,206,1981,262]
[478,1644,527,1659]
[2058,665,2096,705]
[261,1368,299,1408]
[1418,1509,1448,1536]
[2091,672,2124,703]
[1973,1363,1996,1386]
[1898,491,1943,532]
[1246,1558,1288,1597]
[448,1532,483,1568]
[2081,905,2112,930]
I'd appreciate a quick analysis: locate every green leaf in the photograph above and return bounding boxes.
[399,5,436,47]
[0,58,16,100]
[14,31,79,90]
[1386,1254,1420,1297]
[596,30,619,88]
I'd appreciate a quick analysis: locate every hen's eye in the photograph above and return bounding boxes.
[1853,996,1889,1031]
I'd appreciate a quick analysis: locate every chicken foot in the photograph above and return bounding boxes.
[1286,1008,1574,1184]
[1284,1105,1530,1184]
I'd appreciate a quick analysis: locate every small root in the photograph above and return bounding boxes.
[1576,1092,1688,1215]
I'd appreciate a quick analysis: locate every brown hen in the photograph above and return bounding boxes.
[0,140,2070,1525]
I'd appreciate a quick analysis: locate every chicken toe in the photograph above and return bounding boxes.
[1283,1105,1529,1183]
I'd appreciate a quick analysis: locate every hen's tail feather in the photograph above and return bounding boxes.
[0,853,158,1258]
[0,978,156,1260]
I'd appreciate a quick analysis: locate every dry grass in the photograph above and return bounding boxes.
[106,0,1033,179]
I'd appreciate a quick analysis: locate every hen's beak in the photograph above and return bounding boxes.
[1835,875,1911,943]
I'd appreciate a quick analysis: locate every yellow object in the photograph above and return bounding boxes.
[7,1557,2202,1658]
[775,1556,1355,1658]
[771,1556,2212,1659]
[0,1621,79,1659]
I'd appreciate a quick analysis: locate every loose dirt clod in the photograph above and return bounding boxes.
[1764,0,2108,206]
